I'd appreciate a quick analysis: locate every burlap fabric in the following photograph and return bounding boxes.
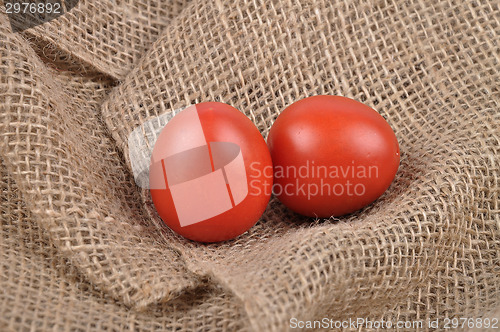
[1,0,499,330]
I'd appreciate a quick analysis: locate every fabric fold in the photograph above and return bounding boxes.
[0,14,201,310]
[18,0,193,79]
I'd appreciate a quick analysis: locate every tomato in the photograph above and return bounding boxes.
[267,95,400,217]
[150,102,273,242]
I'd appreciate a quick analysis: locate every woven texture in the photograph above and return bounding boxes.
[1,0,499,331]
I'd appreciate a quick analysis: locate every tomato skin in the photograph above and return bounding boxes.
[267,95,400,217]
[150,102,272,242]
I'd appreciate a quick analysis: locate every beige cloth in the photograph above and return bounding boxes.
[1,0,499,330]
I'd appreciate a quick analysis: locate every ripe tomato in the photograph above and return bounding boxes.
[267,95,400,217]
[150,102,273,242]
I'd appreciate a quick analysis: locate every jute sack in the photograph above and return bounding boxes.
[1,0,499,331]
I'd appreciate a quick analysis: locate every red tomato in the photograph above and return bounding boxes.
[150,102,273,242]
[267,95,400,217]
